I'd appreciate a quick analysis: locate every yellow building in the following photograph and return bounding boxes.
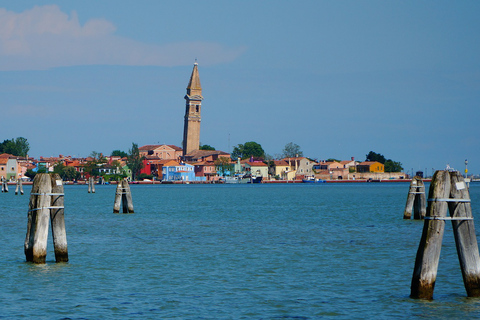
[272,160,295,180]
[357,161,384,173]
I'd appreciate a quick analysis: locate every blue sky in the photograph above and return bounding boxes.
[1,1,479,175]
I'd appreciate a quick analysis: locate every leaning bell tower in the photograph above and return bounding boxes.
[182,61,203,157]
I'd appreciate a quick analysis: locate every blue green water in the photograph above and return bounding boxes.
[1,182,480,319]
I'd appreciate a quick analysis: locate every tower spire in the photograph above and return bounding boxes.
[186,61,202,97]
[182,61,203,157]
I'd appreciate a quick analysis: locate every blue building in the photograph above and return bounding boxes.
[162,161,198,182]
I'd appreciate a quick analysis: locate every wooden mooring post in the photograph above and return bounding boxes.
[88,176,96,193]
[24,173,68,263]
[15,178,24,195]
[410,170,480,299]
[403,176,426,219]
[113,179,134,213]
[1,177,8,193]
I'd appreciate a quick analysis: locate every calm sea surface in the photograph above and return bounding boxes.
[1,182,480,319]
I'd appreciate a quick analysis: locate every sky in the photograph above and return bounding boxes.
[0,1,479,176]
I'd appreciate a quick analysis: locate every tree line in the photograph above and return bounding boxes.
[0,137,29,157]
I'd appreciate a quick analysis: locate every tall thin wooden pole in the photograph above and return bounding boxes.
[449,171,480,296]
[122,179,134,213]
[50,174,68,262]
[413,178,426,219]
[404,177,418,219]
[411,170,450,299]
[24,173,52,263]
[113,181,122,213]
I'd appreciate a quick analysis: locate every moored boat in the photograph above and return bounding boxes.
[302,176,326,183]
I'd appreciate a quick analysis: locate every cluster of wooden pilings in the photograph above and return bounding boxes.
[22,175,135,264]
[15,179,24,195]
[403,176,426,219]
[24,173,68,263]
[410,170,480,299]
[88,176,96,193]
[113,179,134,213]
[1,177,8,193]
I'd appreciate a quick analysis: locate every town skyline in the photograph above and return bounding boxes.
[1,2,479,174]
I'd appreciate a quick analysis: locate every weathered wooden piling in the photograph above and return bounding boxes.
[15,178,24,195]
[113,179,134,213]
[88,176,96,193]
[411,170,480,299]
[403,176,426,219]
[24,173,68,263]
[24,174,52,263]
[50,174,68,262]
[113,181,122,213]
[448,171,480,296]
[2,177,8,193]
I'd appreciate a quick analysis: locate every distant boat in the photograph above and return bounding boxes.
[224,176,249,184]
[302,176,326,183]
[243,173,262,184]
[249,176,263,184]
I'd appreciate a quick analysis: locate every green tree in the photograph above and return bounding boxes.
[111,150,128,158]
[1,139,17,155]
[53,162,81,181]
[365,151,386,164]
[127,142,144,181]
[282,142,303,158]
[15,137,29,157]
[25,169,36,180]
[0,137,29,157]
[231,141,265,160]
[84,151,106,177]
[200,144,215,151]
[53,162,66,176]
[64,166,81,181]
[384,160,404,172]
[214,157,233,177]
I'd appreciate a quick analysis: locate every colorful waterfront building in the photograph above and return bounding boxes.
[357,161,385,173]
[162,161,199,182]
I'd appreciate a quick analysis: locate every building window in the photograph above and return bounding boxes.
[196,105,199,112]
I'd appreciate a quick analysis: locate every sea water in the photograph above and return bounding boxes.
[1,182,480,319]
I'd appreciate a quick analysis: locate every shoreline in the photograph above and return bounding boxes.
[4,178,433,186]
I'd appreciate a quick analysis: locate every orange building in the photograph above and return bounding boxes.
[357,161,385,173]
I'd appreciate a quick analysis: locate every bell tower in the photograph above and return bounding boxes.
[182,61,203,156]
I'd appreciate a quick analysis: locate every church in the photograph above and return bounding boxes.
[138,61,231,180]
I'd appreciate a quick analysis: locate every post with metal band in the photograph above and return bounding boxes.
[25,174,52,263]
[50,173,68,262]
[410,170,480,299]
[403,176,426,219]
[24,173,68,263]
[449,171,480,296]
